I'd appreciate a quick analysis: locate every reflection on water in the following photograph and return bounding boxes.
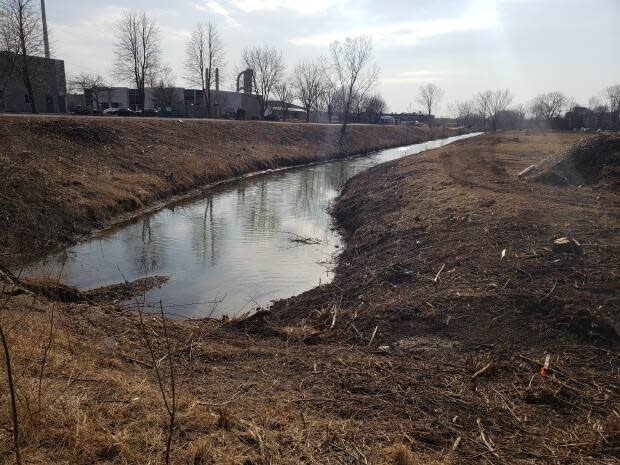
[31,133,480,317]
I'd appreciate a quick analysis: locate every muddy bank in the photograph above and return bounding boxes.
[0,115,455,266]
[269,131,619,463]
[2,131,618,465]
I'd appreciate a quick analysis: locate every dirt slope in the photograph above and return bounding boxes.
[270,131,619,463]
[527,132,620,188]
[0,115,451,267]
[1,131,618,465]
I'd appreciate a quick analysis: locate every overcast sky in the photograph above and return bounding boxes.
[48,0,619,114]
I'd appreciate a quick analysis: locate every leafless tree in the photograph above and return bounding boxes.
[364,93,386,123]
[0,0,45,113]
[530,91,571,121]
[474,90,492,130]
[185,22,224,116]
[69,72,109,112]
[293,59,323,122]
[241,45,284,118]
[319,70,342,123]
[606,84,620,130]
[0,10,18,110]
[151,65,179,110]
[450,99,479,128]
[487,89,514,132]
[273,80,294,121]
[330,35,378,133]
[114,10,160,110]
[416,83,444,122]
[588,95,608,129]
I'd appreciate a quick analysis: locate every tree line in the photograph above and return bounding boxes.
[69,10,387,131]
[449,86,620,132]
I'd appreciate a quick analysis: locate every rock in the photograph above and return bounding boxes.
[552,237,583,255]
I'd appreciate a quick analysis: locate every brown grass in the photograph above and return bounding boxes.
[2,131,617,465]
[389,444,451,465]
[0,115,456,267]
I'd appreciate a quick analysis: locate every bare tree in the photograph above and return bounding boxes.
[330,35,378,133]
[114,10,160,111]
[364,93,386,123]
[293,59,323,122]
[416,83,444,122]
[588,95,608,129]
[474,90,492,130]
[487,89,514,132]
[0,10,18,111]
[241,45,284,118]
[530,91,571,121]
[69,72,109,112]
[606,84,620,130]
[273,80,294,121]
[151,65,179,110]
[450,99,479,128]
[184,22,224,116]
[319,70,342,123]
[0,0,45,113]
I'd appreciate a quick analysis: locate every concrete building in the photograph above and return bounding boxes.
[0,52,67,113]
[83,86,262,119]
[265,100,307,121]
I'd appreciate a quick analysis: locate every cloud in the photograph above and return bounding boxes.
[381,70,446,84]
[290,0,499,46]
[230,0,342,15]
[192,0,241,27]
[50,6,122,77]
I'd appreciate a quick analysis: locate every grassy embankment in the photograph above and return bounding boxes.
[1,130,619,465]
[0,116,455,267]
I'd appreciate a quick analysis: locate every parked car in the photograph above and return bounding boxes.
[135,108,159,117]
[103,108,134,116]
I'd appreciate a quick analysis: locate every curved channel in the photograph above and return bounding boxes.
[30,132,481,317]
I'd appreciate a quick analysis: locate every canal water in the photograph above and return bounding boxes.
[30,133,480,317]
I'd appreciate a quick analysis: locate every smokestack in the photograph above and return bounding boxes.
[40,0,50,59]
[215,68,219,91]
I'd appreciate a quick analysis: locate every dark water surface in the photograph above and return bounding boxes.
[30,133,480,317]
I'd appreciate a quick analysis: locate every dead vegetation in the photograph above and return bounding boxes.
[1,131,618,464]
[271,131,620,463]
[0,115,453,267]
[527,132,620,187]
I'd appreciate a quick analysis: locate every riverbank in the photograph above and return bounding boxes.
[0,115,454,267]
[1,131,619,465]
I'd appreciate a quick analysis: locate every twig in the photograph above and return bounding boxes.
[472,361,494,381]
[540,277,558,301]
[368,326,378,347]
[433,264,446,283]
[0,288,22,465]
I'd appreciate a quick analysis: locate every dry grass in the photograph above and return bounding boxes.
[2,131,617,464]
[0,115,456,266]
[388,444,451,465]
[0,287,467,465]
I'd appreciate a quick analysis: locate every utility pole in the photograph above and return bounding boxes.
[40,0,50,58]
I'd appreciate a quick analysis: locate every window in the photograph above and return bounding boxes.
[24,94,30,104]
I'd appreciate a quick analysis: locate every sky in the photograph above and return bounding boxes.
[47,0,620,115]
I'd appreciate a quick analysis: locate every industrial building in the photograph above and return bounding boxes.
[0,52,67,113]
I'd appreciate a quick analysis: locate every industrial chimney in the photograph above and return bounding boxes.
[40,0,50,58]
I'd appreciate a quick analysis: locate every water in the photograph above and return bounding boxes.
[30,133,480,317]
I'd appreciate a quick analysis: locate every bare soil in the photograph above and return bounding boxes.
[1,131,619,465]
[0,115,450,267]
